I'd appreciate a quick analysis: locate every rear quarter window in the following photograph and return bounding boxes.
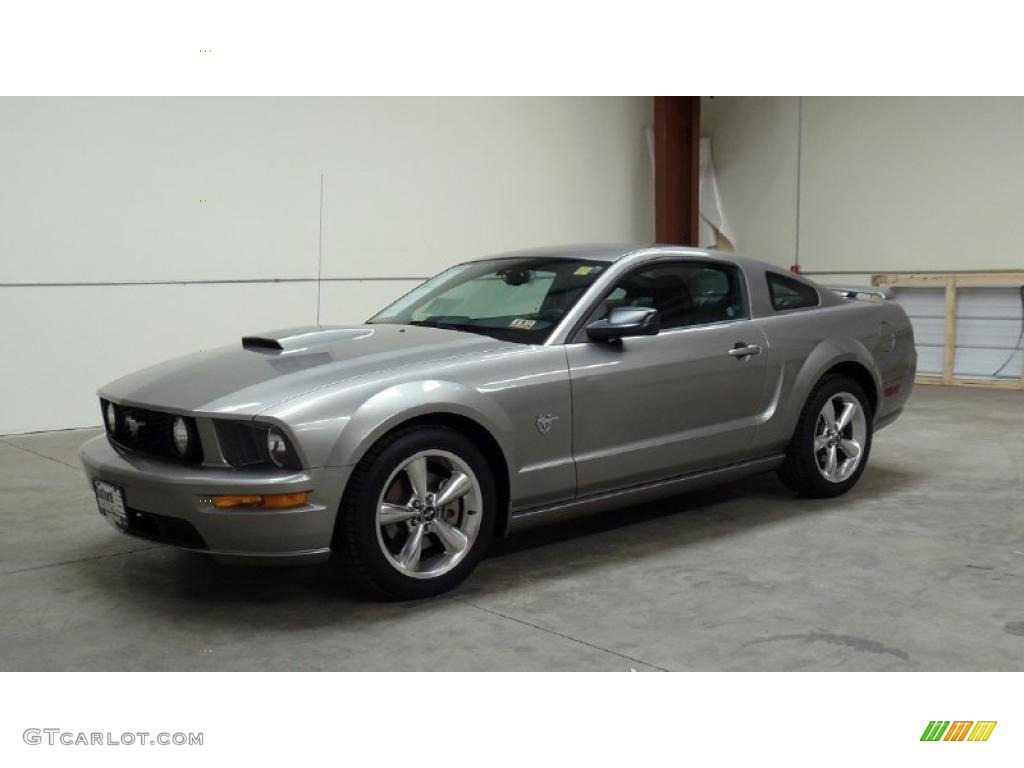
[767,272,819,311]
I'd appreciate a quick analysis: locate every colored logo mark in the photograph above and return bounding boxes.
[920,721,997,742]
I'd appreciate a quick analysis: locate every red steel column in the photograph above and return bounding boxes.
[653,96,701,246]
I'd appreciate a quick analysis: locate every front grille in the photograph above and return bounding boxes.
[102,400,203,464]
[125,507,208,549]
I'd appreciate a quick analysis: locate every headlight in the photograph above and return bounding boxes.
[172,416,190,456]
[266,428,289,467]
[104,402,117,432]
[214,420,301,470]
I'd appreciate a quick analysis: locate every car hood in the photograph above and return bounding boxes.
[98,324,509,416]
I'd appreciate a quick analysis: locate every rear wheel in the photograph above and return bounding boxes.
[778,374,873,498]
[333,425,497,599]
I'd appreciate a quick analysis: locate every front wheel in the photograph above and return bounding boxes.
[333,425,497,599]
[777,374,873,498]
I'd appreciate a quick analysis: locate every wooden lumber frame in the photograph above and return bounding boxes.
[871,272,1024,390]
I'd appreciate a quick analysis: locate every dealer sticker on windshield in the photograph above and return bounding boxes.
[508,318,536,330]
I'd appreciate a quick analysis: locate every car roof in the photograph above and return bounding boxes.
[477,244,648,263]
[477,243,781,271]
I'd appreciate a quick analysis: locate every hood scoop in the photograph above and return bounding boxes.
[242,326,374,352]
[241,336,284,351]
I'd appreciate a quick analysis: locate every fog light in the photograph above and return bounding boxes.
[172,416,190,456]
[211,492,310,509]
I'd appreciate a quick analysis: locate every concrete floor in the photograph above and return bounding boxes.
[1,385,1022,671]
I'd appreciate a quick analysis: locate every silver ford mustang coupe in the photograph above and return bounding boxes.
[81,245,916,598]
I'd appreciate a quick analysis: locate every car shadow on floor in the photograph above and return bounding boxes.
[70,464,915,623]
[490,462,915,556]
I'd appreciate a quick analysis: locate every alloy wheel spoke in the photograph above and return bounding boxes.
[839,438,861,461]
[380,502,417,526]
[814,434,830,452]
[836,402,856,432]
[404,457,430,503]
[825,445,838,478]
[821,403,837,429]
[433,472,472,508]
[397,524,425,570]
[431,519,469,554]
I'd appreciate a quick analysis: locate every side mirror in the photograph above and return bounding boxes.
[586,307,661,342]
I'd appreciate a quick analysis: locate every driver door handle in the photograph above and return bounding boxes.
[728,343,762,358]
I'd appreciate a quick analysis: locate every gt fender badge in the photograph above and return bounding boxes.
[536,413,559,434]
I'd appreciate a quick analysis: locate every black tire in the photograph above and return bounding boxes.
[332,425,497,600]
[777,374,873,498]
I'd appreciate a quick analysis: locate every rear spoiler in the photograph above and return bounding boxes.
[827,285,894,301]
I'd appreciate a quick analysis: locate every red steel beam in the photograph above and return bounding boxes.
[653,96,701,246]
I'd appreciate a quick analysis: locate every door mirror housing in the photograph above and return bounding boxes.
[585,307,661,342]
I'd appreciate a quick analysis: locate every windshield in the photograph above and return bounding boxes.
[368,257,608,343]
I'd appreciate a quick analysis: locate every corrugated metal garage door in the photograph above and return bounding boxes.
[890,286,1024,382]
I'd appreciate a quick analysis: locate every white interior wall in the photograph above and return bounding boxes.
[702,96,1024,278]
[799,98,1024,275]
[0,97,654,434]
[700,96,799,269]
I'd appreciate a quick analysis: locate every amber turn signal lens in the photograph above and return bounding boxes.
[211,495,262,508]
[211,492,310,509]
[260,492,311,508]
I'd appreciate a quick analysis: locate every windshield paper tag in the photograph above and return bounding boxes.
[509,318,536,330]
[574,266,594,276]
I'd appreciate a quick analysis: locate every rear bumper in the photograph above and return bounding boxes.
[79,435,351,564]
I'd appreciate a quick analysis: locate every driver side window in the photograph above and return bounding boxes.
[590,261,746,331]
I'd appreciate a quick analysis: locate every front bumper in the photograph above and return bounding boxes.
[79,435,351,564]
